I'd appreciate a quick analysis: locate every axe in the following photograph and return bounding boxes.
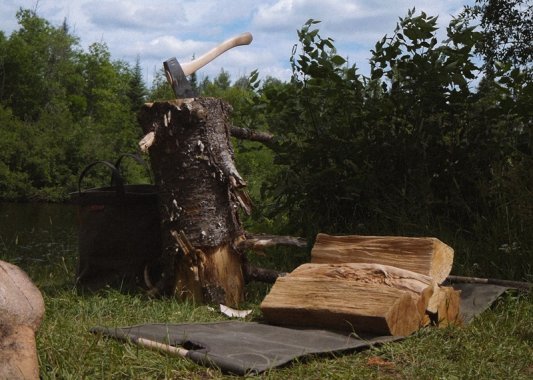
[164,32,253,98]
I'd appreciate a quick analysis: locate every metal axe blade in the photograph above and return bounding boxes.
[164,32,253,99]
[164,57,196,98]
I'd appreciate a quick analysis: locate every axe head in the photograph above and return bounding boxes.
[163,57,196,98]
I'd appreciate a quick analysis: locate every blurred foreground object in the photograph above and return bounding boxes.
[0,260,45,380]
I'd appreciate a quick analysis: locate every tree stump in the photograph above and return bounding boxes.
[138,98,249,306]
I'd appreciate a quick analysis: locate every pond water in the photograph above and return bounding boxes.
[0,202,79,281]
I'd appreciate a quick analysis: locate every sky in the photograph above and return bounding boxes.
[2,0,474,86]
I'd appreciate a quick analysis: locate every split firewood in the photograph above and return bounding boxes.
[311,233,454,284]
[424,286,462,327]
[0,260,45,380]
[261,263,437,336]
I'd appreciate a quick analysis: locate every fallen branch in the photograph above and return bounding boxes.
[446,275,531,291]
[230,126,276,146]
[239,233,307,251]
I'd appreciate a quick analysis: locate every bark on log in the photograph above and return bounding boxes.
[311,233,454,284]
[138,98,247,306]
[260,263,436,336]
[0,260,45,380]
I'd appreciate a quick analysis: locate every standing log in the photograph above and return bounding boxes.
[260,263,436,336]
[138,98,248,306]
[311,233,454,284]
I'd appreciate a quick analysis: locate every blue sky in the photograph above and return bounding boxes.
[2,0,474,86]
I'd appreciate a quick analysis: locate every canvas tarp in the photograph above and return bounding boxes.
[91,283,510,375]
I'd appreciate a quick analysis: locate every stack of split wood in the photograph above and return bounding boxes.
[261,234,461,336]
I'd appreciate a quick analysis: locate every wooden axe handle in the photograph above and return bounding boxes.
[181,32,253,76]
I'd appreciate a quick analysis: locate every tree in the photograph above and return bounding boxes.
[463,0,533,71]
[0,9,149,200]
[147,68,174,101]
[127,55,147,112]
[0,9,80,121]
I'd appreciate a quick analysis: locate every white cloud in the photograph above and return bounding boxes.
[83,1,188,30]
[2,0,474,86]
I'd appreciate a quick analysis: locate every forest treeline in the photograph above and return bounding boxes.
[1,2,531,279]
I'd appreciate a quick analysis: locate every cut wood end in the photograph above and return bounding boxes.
[425,286,462,327]
[429,239,454,284]
[386,292,423,336]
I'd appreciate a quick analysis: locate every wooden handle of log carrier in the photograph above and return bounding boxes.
[181,32,253,76]
[136,338,189,358]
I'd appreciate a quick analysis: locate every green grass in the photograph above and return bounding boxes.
[18,255,533,379]
[1,204,532,379]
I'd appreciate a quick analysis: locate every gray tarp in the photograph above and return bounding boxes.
[91,283,509,375]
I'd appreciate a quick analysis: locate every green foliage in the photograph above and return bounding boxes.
[127,55,148,112]
[259,19,366,236]
[0,9,81,121]
[147,68,174,101]
[0,9,149,201]
[256,14,531,280]
[463,0,533,71]
[0,7,530,280]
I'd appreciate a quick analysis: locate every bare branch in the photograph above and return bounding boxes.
[446,275,531,292]
[230,126,276,146]
[238,233,308,251]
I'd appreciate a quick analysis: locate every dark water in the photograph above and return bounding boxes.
[0,202,78,279]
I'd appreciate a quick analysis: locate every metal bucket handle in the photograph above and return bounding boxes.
[112,153,154,186]
[78,161,125,197]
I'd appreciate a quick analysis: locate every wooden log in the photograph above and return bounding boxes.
[0,260,45,380]
[424,286,462,327]
[260,263,436,336]
[311,233,454,284]
[138,98,247,306]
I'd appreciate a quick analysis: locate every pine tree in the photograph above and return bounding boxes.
[127,55,147,111]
